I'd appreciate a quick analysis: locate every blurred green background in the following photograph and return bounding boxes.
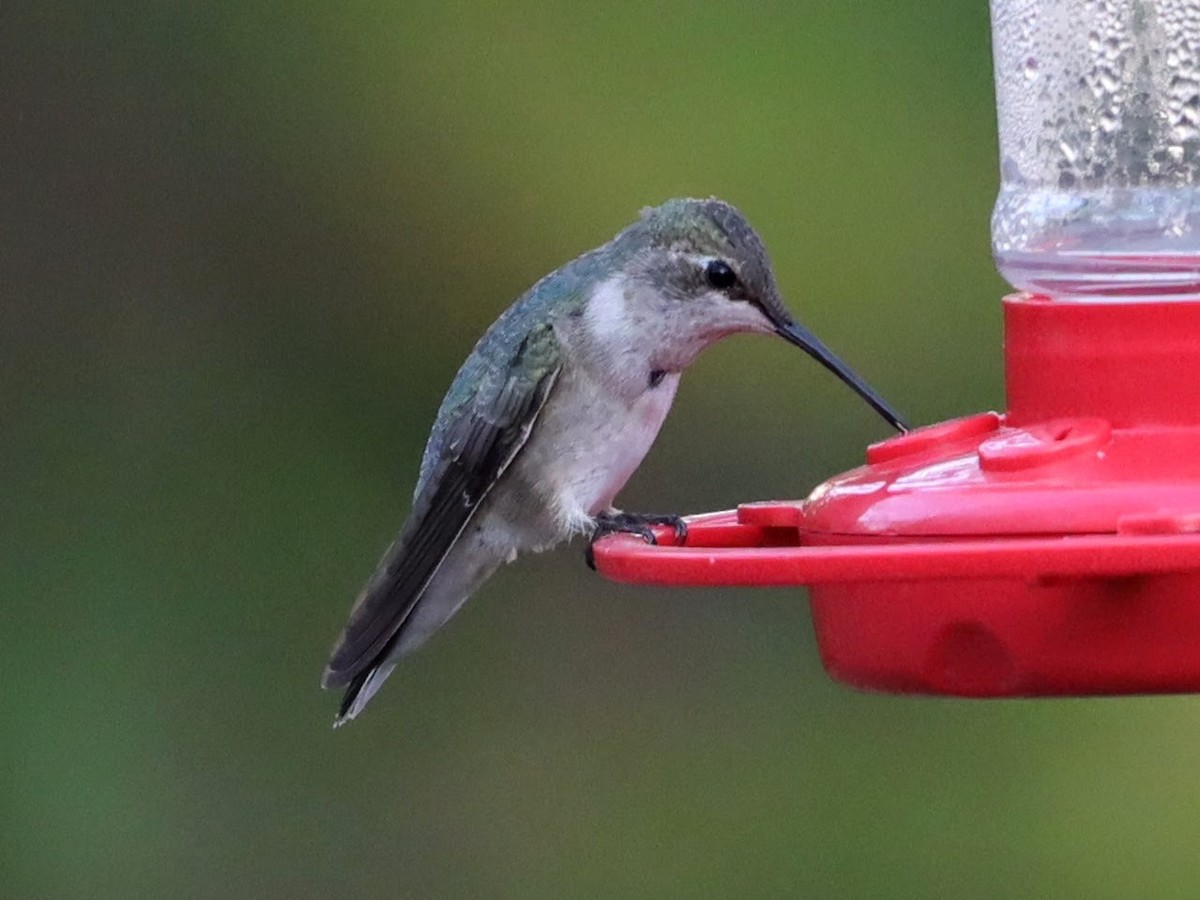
[7,2,1200,898]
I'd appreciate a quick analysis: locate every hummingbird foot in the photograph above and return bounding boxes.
[585,511,688,570]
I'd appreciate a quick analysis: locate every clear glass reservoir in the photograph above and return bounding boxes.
[991,0,1200,299]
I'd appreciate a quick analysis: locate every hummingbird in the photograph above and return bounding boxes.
[322,197,906,724]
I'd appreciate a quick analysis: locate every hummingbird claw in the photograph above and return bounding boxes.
[662,516,688,543]
[611,512,688,543]
[585,511,689,570]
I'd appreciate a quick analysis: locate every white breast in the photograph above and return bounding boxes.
[515,367,680,538]
[572,372,679,514]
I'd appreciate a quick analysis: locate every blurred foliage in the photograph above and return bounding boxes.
[5,2,1196,899]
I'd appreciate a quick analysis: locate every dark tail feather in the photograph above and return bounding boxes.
[324,528,502,726]
[333,669,372,728]
[332,659,400,728]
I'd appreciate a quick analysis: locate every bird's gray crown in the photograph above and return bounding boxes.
[626,196,784,320]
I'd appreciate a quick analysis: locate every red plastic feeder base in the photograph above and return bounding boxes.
[592,294,1200,697]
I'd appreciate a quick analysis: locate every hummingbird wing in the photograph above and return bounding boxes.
[322,321,563,694]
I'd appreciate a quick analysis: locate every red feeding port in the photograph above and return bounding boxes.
[591,294,1200,697]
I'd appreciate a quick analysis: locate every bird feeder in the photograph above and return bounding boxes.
[591,0,1200,697]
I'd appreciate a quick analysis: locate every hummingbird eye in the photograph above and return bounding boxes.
[704,259,737,291]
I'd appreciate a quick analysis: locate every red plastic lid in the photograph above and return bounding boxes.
[804,414,1200,537]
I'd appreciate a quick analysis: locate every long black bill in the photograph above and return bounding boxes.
[776,321,908,432]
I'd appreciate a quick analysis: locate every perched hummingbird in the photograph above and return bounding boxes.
[322,197,906,724]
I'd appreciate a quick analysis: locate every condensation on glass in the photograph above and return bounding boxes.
[991,0,1200,299]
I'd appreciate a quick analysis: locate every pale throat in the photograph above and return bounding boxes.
[575,274,707,392]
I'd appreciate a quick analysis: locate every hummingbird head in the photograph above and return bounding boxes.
[615,198,906,431]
